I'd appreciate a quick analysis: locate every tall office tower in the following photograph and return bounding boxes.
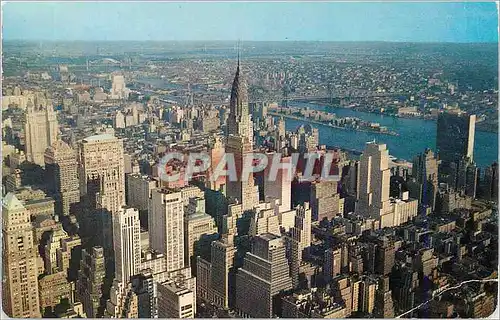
[2,193,41,318]
[184,197,218,269]
[78,134,125,246]
[148,189,184,271]
[44,224,70,274]
[356,142,392,219]
[45,140,80,216]
[263,153,292,212]
[391,264,418,316]
[110,74,130,100]
[179,185,205,207]
[482,162,498,202]
[113,206,141,283]
[375,237,395,276]
[436,112,476,182]
[456,156,479,197]
[436,111,476,163]
[412,148,439,212]
[324,247,342,282]
[225,60,259,211]
[235,233,293,318]
[349,245,364,274]
[249,200,281,237]
[210,233,237,309]
[289,203,312,287]
[277,116,286,137]
[114,110,126,129]
[343,160,359,197]
[105,280,138,318]
[207,135,226,191]
[310,180,341,221]
[196,256,212,302]
[126,174,158,211]
[226,59,253,142]
[24,101,58,165]
[78,134,125,212]
[374,276,395,318]
[362,242,377,274]
[131,272,158,318]
[157,280,195,318]
[250,102,268,126]
[359,276,377,314]
[76,246,106,318]
[296,124,319,153]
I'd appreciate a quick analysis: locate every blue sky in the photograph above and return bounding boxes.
[2,1,498,42]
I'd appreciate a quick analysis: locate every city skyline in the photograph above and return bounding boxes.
[1,2,498,318]
[3,1,499,42]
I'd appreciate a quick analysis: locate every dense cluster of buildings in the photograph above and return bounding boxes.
[1,54,498,319]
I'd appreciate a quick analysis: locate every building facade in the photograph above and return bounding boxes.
[44,140,80,216]
[148,189,184,271]
[235,233,293,318]
[24,101,58,165]
[113,206,141,283]
[2,193,42,318]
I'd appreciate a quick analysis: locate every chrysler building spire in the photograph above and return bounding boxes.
[226,44,251,141]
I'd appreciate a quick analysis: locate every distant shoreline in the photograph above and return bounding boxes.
[306,101,498,134]
[268,111,399,136]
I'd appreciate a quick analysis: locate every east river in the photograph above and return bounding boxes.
[284,101,498,168]
[137,78,497,168]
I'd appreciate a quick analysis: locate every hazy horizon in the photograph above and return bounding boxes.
[3,39,499,44]
[3,2,498,43]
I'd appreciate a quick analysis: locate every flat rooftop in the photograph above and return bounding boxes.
[259,232,280,241]
[83,134,117,143]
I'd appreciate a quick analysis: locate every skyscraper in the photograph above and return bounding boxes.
[324,247,342,281]
[374,276,395,318]
[436,112,476,186]
[131,272,158,318]
[357,142,418,228]
[78,134,126,214]
[44,140,80,216]
[126,174,158,211]
[2,193,41,318]
[110,74,130,100]
[105,280,139,318]
[24,100,58,165]
[78,134,125,248]
[210,233,236,309]
[113,206,141,284]
[225,60,259,211]
[148,189,184,271]
[412,148,439,212]
[184,197,218,269]
[114,110,126,129]
[310,179,341,221]
[482,162,498,202]
[263,153,292,212]
[235,233,293,318]
[356,142,392,219]
[226,59,253,142]
[456,156,479,197]
[375,236,395,276]
[436,111,476,165]
[289,203,312,287]
[76,246,106,318]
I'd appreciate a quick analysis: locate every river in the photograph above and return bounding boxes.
[284,101,498,168]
